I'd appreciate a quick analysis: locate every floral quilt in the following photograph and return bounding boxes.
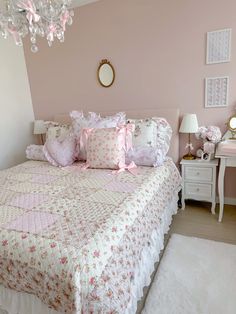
[0,159,181,314]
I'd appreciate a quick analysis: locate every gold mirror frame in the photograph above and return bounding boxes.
[227,115,236,139]
[97,59,115,88]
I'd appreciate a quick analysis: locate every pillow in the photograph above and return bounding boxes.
[26,145,47,161]
[45,123,71,142]
[43,134,76,167]
[127,118,157,147]
[126,117,172,167]
[83,125,134,170]
[70,111,126,160]
[95,111,126,128]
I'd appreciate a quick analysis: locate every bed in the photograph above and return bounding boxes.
[0,109,181,314]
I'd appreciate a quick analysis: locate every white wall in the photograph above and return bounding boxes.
[0,38,35,170]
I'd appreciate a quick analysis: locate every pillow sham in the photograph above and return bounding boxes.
[83,125,134,170]
[70,111,126,160]
[45,123,71,142]
[26,145,47,161]
[126,117,172,167]
[43,134,76,167]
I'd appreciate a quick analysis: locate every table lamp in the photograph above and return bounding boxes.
[179,113,199,160]
[34,120,46,144]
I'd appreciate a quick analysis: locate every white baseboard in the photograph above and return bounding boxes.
[216,197,236,206]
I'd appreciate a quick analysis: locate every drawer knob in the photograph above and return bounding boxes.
[197,172,200,175]
[196,188,200,192]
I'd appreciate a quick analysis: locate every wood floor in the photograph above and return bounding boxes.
[137,201,236,313]
[170,201,236,245]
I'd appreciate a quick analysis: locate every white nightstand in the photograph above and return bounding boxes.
[180,158,219,214]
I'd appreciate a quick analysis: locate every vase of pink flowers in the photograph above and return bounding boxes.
[195,126,222,158]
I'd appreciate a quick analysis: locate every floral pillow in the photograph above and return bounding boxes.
[43,134,76,167]
[26,145,47,161]
[127,118,157,147]
[83,125,134,170]
[126,117,172,167]
[70,111,126,160]
[45,121,71,142]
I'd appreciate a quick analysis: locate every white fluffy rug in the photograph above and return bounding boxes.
[142,234,236,314]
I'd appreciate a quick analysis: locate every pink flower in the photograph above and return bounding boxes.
[21,234,27,239]
[60,257,68,264]
[93,250,100,258]
[2,240,8,246]
[112,227,117,232]
[89,277,96,285]
[29,246,36,253]
[50,242,57,248]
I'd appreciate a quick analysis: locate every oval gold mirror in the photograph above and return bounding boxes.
[227,115,236,139]
[97,59,115,88]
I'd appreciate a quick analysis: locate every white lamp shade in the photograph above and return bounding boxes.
[34,120,46,135]
[179,114,199,133]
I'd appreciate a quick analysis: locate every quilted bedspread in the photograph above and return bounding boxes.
[0,159,181,314]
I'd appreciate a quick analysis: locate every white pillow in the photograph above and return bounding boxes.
[126,117,172,167]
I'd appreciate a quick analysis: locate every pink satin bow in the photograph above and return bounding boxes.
[113,161,138,175]
[60,10,69,31]
[116,124,135,153]
[17,0,40,25]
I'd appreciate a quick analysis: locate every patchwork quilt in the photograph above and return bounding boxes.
[0,159,181,313]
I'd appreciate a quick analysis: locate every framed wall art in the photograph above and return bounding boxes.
[205,76,229,108]
[206,28,232,64]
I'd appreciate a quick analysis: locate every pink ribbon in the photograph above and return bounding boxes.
[79,128,94,152]
[17,0,40,25]
[125,123,135,152]
[7,25,22,45]
[116,124,135,153]
[112,161,138,175]
[47,24,57,42]
[60,10,70,31]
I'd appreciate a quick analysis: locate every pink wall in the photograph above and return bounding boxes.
[24,0,236,198]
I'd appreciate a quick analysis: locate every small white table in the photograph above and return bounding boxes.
[180,159,219,213]
[215,155,236,222]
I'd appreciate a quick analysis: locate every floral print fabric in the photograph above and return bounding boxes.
[0,159,181,314]
[70,111,126,160]
[26,145,47,161]
[126,117,172,167]
[45,122,72,142]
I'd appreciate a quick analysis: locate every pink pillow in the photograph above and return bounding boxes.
[43,135,76,167]
[70,111,126,160]
[83,125,134,170]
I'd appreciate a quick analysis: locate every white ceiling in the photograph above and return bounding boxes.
[71,0,100,8]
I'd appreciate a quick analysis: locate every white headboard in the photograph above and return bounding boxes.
[54,108,180,163]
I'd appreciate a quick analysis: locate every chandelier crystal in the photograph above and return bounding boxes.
[0,0,74,52]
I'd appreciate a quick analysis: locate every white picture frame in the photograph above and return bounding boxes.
[206,28,232,64]
[205,76,229,108]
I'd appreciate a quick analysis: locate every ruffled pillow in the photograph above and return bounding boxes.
[26,145,47,161]
[83,125,134,170]
[126,117,172,167]
[70,111,126,160]
[43,134,76,167]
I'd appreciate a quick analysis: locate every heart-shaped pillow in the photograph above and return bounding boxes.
[43,135,76,167]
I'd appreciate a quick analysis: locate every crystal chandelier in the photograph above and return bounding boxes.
[0,0,74,52]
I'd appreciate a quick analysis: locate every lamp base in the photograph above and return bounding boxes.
[183,153,196,160]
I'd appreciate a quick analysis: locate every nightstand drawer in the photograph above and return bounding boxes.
[185,166,213,182]
[185,182,212,198]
